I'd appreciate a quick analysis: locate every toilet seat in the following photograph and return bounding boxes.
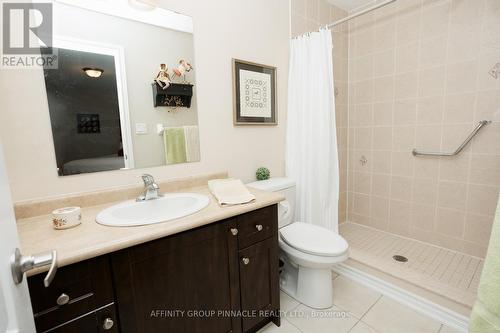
[280,222,348,257]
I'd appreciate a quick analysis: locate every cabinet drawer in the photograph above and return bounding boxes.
[237,205,278,249]
[28,256,114,333]
[45,303,118,333]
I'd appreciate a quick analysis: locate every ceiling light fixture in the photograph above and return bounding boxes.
[82,67,104,78]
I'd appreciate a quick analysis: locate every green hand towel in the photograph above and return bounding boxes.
[470,194,500,333]
[164,127,187,165]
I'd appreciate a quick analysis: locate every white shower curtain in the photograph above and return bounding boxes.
[286,29,340,233]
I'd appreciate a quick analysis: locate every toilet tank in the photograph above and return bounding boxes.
[247,177,296,228]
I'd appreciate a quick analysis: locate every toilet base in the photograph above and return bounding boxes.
[280,256,333,309]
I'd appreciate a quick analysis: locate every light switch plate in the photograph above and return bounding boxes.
[135,123,148,134]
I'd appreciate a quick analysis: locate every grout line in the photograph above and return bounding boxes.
[351,320,382,333]
[466,260,482,291]
[346,7,352,224]
[347,320,362,333]
[283,317,305,333]
[359,294,383,321]
[287,299,302,313]
[437,252,457,281]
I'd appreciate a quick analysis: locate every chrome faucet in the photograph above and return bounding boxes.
[137,174,161,201]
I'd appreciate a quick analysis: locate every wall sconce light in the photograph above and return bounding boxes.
[82,67,104,78]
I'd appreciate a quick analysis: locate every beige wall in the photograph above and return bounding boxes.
[347,0,500,257]
[290,0,349,223]
[0,0,289,202]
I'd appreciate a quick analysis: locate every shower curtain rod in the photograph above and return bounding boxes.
[327,0,397,28]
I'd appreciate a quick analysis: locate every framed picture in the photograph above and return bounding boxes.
[232,59,277,125]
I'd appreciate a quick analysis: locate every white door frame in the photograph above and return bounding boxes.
[0,142,36,333]
[52,35,135,170]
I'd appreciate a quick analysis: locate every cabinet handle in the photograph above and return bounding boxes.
[255,224,263,231]
[102,317,114,330]
[242,257,250,265]
[230,228,238,236]
[56,293,70,306]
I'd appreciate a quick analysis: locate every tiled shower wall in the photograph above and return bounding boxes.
[347,0,500,258]
[290,0,349,223]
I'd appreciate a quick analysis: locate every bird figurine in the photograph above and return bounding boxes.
[173,59,194,82]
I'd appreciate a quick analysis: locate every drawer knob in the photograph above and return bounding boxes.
[255,224,263,231]
[56,293,70,306]
[242,257,250,265]
[230,228,238,236]
[103,317,114,330]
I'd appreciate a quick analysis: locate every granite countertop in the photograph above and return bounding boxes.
[16,185,284,276]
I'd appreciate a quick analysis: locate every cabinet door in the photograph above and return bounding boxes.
[239,237,280,332]
[111,219,241,333]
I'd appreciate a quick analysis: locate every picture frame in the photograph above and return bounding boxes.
[232,58,277,125]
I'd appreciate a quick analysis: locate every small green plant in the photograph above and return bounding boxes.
[256,167,270,181]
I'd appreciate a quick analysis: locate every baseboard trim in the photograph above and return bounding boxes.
[333,263,469,333]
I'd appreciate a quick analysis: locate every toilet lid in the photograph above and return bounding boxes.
[280,222,349,257]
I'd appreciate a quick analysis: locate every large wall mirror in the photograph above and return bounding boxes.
[44,0,200,176]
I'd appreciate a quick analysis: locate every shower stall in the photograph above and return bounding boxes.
[291,0,499,318]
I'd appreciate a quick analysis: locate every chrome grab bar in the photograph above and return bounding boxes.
[412,120,491,157]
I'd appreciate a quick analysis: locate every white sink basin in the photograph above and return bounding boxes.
[96,193,210,227]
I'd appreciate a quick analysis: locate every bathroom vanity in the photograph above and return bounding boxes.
[20,187,282,333]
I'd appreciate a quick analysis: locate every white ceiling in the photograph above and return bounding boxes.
[326,0,375,11]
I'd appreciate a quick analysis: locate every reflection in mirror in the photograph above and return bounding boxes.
[43,2,200,176]
[45,47,126,176]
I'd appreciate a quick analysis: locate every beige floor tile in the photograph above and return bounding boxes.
[257,319,302,333]
[363,296,442,333]
[280,291,300,313]
[332,275,382,318]
[350,321,380,333]
[287,304,358,333]
[439,325,462,333]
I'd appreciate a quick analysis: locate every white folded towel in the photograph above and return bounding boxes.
[208,178,256,206]
[183,126,200,162]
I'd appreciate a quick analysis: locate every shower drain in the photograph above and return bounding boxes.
[392,255,408,263]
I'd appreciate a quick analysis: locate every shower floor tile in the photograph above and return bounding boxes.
[339,222,484,308]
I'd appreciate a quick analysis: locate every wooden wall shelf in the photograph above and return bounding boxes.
[152,82,193,108]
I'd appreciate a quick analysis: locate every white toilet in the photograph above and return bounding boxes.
[247,177,349,309]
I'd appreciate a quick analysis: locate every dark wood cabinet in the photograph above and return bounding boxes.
[48,305,118,333]
[28,204,280,333]
[28,256,117,333]
[111,218,242,333]
[239,237,280,332]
